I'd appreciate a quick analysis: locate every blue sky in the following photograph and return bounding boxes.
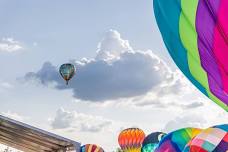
[0,1,227,151]
[0,0,168,79]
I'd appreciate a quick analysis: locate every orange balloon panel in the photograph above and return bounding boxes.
[118,128,145,152]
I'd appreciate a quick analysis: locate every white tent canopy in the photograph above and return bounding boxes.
[0,115,81,152]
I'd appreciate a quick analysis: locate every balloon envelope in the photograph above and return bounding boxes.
[153,0,228,111]
[141,144,157,152]
[183,124,228,152]
[141,132,166,152]
[80,144,104,152]
[155,128,202,152]
[59,63,75,85]
[118,128,145,152]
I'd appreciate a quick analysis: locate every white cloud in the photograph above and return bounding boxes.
[112,73,205,110]
[0,81,14,94]
[24,30,185,103]
[163,105,228,133]
[96,29,132,60]
[0,38,23,52]
[51,108,112,132]
[0,111,25,122]
[131,92,205,109]
[163,113,207,132]
[0,82,14,89]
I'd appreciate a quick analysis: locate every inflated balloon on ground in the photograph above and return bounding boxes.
[183,124,228,152]
[118,128,145,152]
[155,128,202,152]
[153,0,228,111]
[141,132,166,152]
[80,144,104,152]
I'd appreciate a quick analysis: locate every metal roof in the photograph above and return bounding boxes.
[0,115,81,152]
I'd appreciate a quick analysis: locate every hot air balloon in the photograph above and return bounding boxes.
[153,0,228,111]
[155,128,202,152]
[141,132,166,152]
[59,63,75,85]
[183,124,228,152]
[118,128,145,152]
[80,144,104,152]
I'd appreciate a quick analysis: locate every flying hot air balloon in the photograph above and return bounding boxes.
[141,132,166,152]
[155,128,202,152]
[59,63,75,85]
[80,144,104,152]
[153,0,228,111]
[118,128,145,152]
[183,124,228,152]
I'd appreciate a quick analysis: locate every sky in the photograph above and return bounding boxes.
[0,0,227,151]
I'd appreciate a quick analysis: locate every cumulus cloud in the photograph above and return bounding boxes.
[163,107,228,133]
[163,113,207,132]
[24,30,185,102]
[124,74,205,109]
[51,108,112,132]
[96,29,132,60]
[25,62,60,85]
[0,38,23,52]
[134,98,204,109]
[183,101,204,109]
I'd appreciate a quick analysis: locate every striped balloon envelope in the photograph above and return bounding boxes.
[118,128,145,152]
[183,124,228,152]
[155,128,202,152]
[153,0,228,111]
[80,144,104,152]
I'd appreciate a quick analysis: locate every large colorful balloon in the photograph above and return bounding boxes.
[153,0,228,111]
[155,128,202,152]
[141,132,166,152]
[118,128,145,152]
[80,144,104,152]
[59,63,75,85]
[184,124,228,152]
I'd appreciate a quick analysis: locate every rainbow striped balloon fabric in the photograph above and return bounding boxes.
[155,128,202,152]
[183,124,228,152]
[153,0,228,111]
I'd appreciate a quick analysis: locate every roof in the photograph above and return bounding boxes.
[0,115,81,152]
